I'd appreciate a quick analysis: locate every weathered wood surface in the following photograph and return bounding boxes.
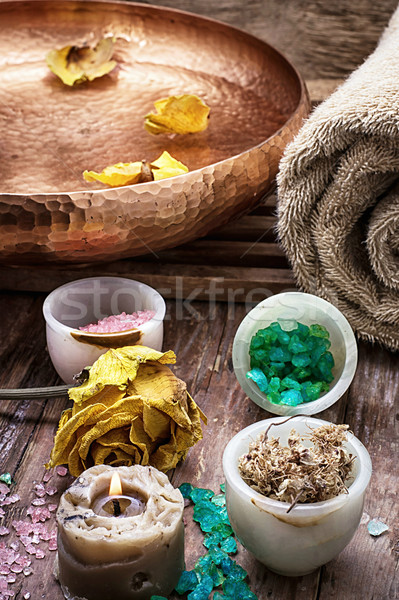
[132,0,397,79]
[0,292,397,599]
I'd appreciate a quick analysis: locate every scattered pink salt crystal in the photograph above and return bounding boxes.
[15,556,30,568]
[45,486,57,497]
[8,544,18,553]
[31,498,45,507]
[23,568,32,577]
[33,484,46,498]
[42,470,53,483]
[23,593,31,599]
[55,466,68,477]
[26,506,50,523]
[24,546,35,556]
[0,530,9,538]
[6,575,15,584]
[79,310,155,333]
[0,568,9,577]
[35,548,45,559]
[9,566,22,575]
[7,496,19,505]
[0,509,5,518]
[0,486,9,497]
[48,504,57,513]
[48,539,57,551]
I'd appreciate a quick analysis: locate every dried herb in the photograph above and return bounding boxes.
[238,423,355,510]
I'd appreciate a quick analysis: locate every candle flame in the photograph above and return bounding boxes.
[109,472,122,496]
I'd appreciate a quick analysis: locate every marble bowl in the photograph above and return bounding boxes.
[0,0,309,264]
[232,292,358,415]
[43,276,165,383]
[223,416,372,576]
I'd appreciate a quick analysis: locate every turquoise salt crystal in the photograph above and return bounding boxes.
[281,376,301,391]
[269,346,291,363]
[0,473,12,485]
[280,389,303,406]
[179,482,194,499]
[288,334,308,354]
[220,557,247,580]
[292,366,312,380]
[190,487,215,503]
[246,368,268,393]
[291,352,311,368]
[268,377,281,392]
[187,575,214,600]
[176,483,258,600]
[223,578,257,600]
[367,519,389,536]
[309,323,329,338]
[204,532,224,548]
[220,536,237,554]
[211,494,226,507]
[175,570,199,594]
[295,322,310,339]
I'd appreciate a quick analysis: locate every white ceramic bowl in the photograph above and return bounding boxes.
[223,416,372,576]
[43,277,166,383]
[232,292,358,415]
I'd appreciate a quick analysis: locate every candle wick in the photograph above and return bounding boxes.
[112,498,121,517]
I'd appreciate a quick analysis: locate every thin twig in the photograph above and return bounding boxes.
[0,385,72,400]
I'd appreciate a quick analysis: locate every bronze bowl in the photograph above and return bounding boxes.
[0,0,309,264]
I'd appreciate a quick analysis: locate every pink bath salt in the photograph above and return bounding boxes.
[79,310,155,333]
[9,565,22,574]
[0,568,9,577]
[23,568,32,577]
[48,539,57,551]
[0,510,5,519]
[35,549,45,560]
[7,495,19,505]
[31,498,45,507]
[42,470,53,483]
[0,486,9,497]
[45,486,57,497]
[55,466,68,477]
[15,556,31,568]
[12,521,33,537]
[8,544,18,554]
[23,593,31,599]
[0,529,9,538]
[24,546,35,556]
[48,504,57,513]
[33,484,46,498]
[26,506,50,524]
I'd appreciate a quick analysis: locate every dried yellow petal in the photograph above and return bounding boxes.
[150,151,189,180]
[83,162,143,187]
[46,38,117,86]
[47,345,206,476]
[144,94,210,135]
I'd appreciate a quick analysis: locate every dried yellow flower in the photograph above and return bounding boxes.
[46,38,116,86]
[83,162,143,187]
[144,94,210,135]
[46,346,206,476]
[83,151,188,187]
[151,151,189,180]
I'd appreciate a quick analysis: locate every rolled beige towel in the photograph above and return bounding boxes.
[277,6,399,351]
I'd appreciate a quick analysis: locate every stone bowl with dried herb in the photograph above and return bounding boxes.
[222,416,372,576]
[233,292,358,416]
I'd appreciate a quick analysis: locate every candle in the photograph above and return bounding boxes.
[55,464,184,600]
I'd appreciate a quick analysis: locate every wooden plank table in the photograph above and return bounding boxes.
[0,291,397,600]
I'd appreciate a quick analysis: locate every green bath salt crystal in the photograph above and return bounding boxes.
[247,320,335,406]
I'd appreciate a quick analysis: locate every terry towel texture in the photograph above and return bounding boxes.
[277,6,399,351]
